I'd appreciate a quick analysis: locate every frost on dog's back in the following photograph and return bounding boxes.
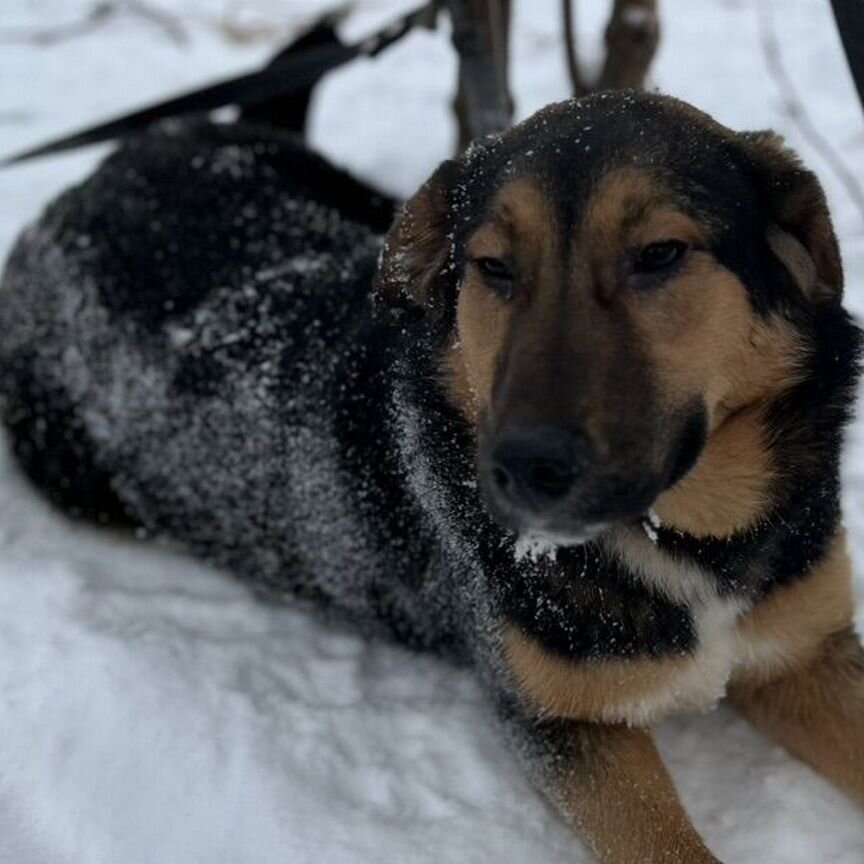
[0,123,469,656]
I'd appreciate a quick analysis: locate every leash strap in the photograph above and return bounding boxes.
[831,0,864,117]
[1,2,437,168]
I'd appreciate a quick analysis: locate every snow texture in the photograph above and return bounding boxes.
[1,1,864,863]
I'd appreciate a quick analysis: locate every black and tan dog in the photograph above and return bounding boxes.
[1,88,862,862]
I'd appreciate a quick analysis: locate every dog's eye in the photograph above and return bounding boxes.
[473,257,515,297]
[634,240,688,274]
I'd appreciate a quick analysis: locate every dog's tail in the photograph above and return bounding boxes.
[239,9,348,136]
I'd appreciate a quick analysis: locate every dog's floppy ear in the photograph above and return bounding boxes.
[374,159,462,318]
[736,130,842,301]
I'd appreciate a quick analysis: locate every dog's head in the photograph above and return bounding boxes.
[375,92,842,545]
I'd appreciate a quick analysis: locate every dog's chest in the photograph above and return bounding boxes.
[614,595,744,725]
[503,532,767,726]
[505,596,745,726]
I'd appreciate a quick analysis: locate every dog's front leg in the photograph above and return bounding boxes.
[731,625,864,806]
[521,717,722,863]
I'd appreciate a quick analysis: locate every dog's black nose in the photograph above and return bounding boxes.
[490,426,588,512]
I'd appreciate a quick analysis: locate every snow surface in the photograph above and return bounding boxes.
[1,1,864,862]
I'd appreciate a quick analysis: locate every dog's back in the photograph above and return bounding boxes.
[0,121,474,655]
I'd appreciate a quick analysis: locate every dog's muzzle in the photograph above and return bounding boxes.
[482,421,662,539]
[489,424,590,514]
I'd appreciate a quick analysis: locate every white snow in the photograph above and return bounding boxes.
[1,1,863,862]
[514,533,560,563]
[642,508,662,543]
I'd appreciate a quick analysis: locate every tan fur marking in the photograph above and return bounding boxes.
[583,168,673,241]
[557,725,721,863]
[731,624,864,806]
[653,404,771,537]
[766,225,818,295]
[486,177,553,245]
[464,222,509,260]
[729,534,864,804]
[734,531,854,684]
[629,208,711,249]
[443,283,512,422]
[503,624,689,723]
[636,254,806,537]
[631,255,803,425]
[443,178,553,419]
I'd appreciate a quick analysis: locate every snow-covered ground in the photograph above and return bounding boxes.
[1,1,863,862]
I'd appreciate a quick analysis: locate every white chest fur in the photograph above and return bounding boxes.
[601,529,757,726]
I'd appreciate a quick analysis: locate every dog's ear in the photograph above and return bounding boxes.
[374,159,462,318]
[736,130,842,301]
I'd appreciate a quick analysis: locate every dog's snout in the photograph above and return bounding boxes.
[490,426,589,512]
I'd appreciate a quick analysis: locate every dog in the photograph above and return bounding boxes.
[1,86,862,862]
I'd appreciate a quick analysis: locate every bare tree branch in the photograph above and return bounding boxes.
[0,1,186,48]
[124,0,187,46]
[597,0,659,91]
[0,3,115,46]
[561,0,587,97]
[448,0,513,149]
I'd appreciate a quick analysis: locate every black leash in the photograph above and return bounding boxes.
[831,0,864,116]
[0,2,437,169]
